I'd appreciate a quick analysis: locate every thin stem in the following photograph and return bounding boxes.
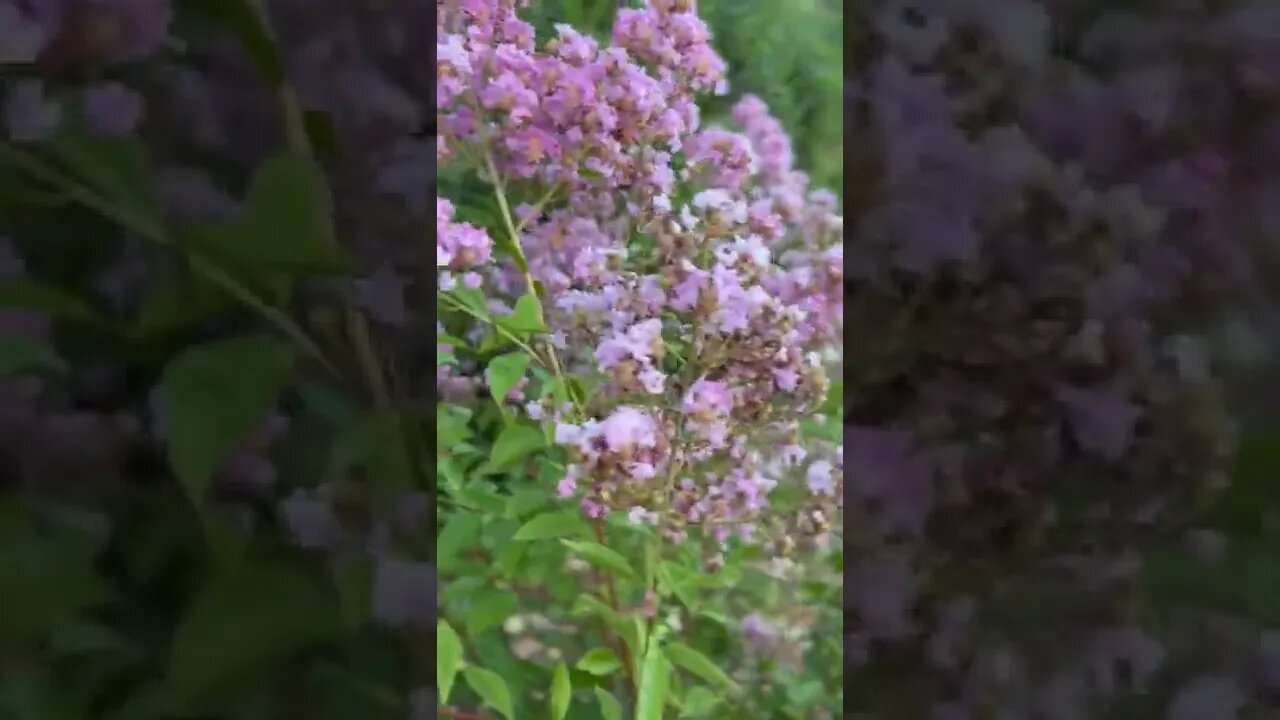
[243,0,426,495]
[244,0,395,412]
[513,182,563,235]
[0,143,342,378]
[439,293,549,365]
[480,150,586,416]
[592,517,639,706]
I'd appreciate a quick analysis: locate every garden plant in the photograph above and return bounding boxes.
[0,0,844,719]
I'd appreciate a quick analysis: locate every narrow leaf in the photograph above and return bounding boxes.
[634,636,668,720]
[664,641,738,690]
[512,511,589,541]
[0,338,66,376]
[561,540,638,583]
[550,662,571,720]
[449,287,489,320]
[437,620,462,705]
[0,279,98,323]
[594,688,623,720]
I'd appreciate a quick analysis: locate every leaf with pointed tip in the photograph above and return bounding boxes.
[437,620,462,705]
[158,334,293,505]
[512,511,590,541]
[549,662,571,720]
[462,666,513,720]
[182,153,350,274]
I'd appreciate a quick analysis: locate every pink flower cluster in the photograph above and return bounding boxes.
[436,197,493,291]
[436,0,844,555]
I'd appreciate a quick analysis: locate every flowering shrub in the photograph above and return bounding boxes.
[845,0,1280,717]
[0,0,842,719]
[436,1,843,717]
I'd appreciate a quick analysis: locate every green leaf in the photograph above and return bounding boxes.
[549,662,571,720]
[561,540,638,583]
[449,287,489,320]
[437,514,482,573]
[480,423,545,474]
[0,668,81,720]
[569,594,618,622]
[616,616,647,677]
[438,457,466,492]
[437,620,463,705]
[784,679,825,707]
[166,561,346,704]
[679,687,721,717]
[438,332,470,348]
[465,589,519,637]
[486,352,530,406]
[1143,538,1280,621]
[0,279,98,323]
[46,622,133,658]
[331,557,372,631]
[512,510,590,541]
[132,264,237,337]
[158,335,293,505]
[634,636,668,720]
[458,483,507,515]
[495,293,548,336]
[302,109,342,164]
[594,688,623,720]
[176,0,285,84]
[438,404,474,451]
[47,114,161,228]
[0,508,110,641]
[182,152,350,274]
[462,666,514,720]
[1207,430,1280,536]
[0,338,66,376]
[575,648,621,676]
[656,562,699,611]
[663,642,738,691]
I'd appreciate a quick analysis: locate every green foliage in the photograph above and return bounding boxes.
[634,635,670,720]
[594,687,624,720]
[158,334,293,505]
[576,647,622,676]
[0,336,67,376]
[663,641,738,692]
[561,539,639,583]
[513,510,591,541]
[550,662,572,720]
[164,560,346,708]
[706,0,843,189]
[182,152,350,275]
[486,351,531,407]
[480,422,546,474]
[438,620,464,705]
[462,666,515,720]
[0,3,845,720]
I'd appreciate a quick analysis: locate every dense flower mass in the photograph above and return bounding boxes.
[845,0,1280,716]
[436,0,844,559]
[0,0,844,718]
